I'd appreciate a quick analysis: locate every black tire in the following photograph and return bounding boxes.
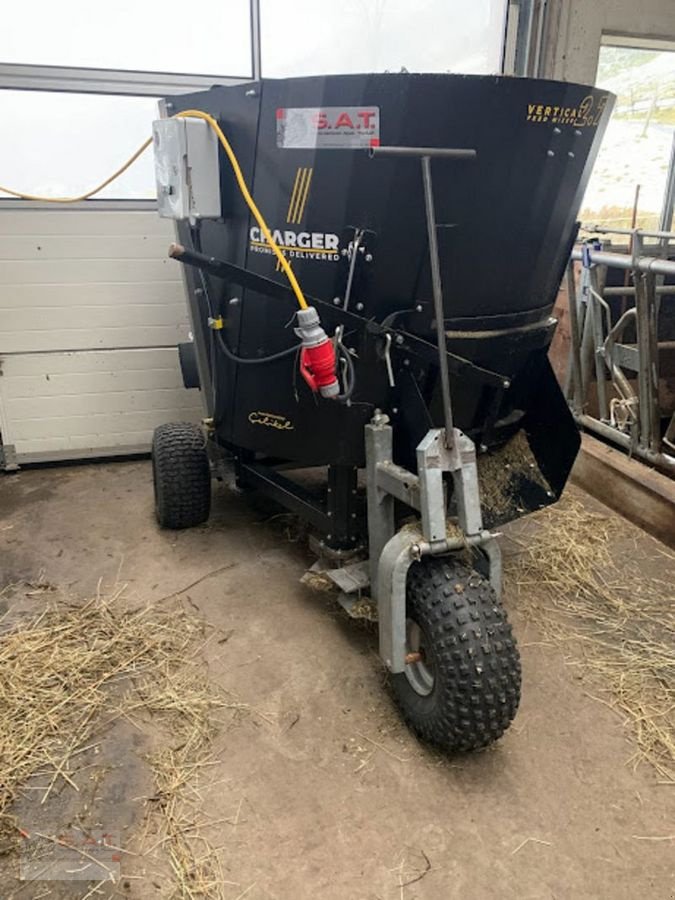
[152,423,211,529]
[391,555,521,752]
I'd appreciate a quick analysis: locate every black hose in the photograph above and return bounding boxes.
[194,260,301,365]
[216,331,300,365]
[190,225,356,391]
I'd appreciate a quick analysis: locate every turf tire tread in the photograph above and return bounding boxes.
[152,423,211,529]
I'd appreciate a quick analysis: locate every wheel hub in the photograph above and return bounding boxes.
[404,619,435,696]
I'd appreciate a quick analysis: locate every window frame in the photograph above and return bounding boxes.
[590,36,675,233]
[0,0,261,210]
[0,63,250,98]
[0,0,519,210]
[0,71,250,210]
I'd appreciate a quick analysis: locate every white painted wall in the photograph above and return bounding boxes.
[541,0,675,83]
[0,208,202,463]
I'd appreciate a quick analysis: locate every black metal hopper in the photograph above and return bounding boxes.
[167,73,614,529]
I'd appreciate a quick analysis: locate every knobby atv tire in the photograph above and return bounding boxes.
[152,423,211,529]
[391,556,521,752]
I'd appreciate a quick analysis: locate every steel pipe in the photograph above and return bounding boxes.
[589,270,609,420]
[635,272,662,453]
[369,144,477,448]
[565,262,583,411]
[369,145,477,160]
[571,247,675,277]
[421,155,455,444]
[581,225,675,241]
[602,285,675,297]
[575,414,675,472]
[411,531,495,558]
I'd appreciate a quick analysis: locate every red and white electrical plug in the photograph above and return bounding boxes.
[295,307,340,399]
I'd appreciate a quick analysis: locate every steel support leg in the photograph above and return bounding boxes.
[589,268,609,421]
[365,412,502,673]
[635,272,661,454]
[416,430,449,545]
[451,434,484,537]
[365,415,396,602]
[565,261,584,413]
[326,465,360,550]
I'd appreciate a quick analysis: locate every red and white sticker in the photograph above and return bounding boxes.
[276,106,380,149]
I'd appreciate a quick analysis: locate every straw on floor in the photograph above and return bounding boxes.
[505,494,675,782]
[0,581,227,899]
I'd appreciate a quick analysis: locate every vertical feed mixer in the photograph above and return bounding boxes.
[151,74,613,751]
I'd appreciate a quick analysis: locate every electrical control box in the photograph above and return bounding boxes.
[152,118,221,221]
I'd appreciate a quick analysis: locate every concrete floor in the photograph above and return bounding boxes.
[1,460,673,900]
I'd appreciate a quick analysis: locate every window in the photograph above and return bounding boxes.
[0,0,251,77]
[580,44,675,231]
[261,0,507,77]
[0,1,511,205]
[0,91,158,200]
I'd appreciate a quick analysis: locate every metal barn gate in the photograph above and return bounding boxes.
[0,205,201,467]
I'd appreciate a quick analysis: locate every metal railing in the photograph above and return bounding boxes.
[565,229,675,473]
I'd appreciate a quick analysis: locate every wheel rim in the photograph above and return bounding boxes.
[404,619,435,696]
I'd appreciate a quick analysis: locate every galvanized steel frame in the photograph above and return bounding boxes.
[365,412,502,674]
[566,235,675,472]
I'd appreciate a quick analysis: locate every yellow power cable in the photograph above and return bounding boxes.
[0,109,308,310]
[176,109,307,310]
[0,138,153,203]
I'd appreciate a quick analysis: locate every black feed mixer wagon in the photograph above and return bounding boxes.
[150,73,613,752]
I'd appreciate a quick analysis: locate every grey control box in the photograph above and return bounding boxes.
[152,117,221,221]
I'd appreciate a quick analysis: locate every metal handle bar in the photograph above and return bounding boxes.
[368,145,477,448]
[368,145,477,160]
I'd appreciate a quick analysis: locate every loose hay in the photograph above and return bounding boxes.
[505,495,675,781]
[0,582,227,899]
[136,664,228,899]
[347,597,379,622]
[300,569,337,594]
[478,430,553,521]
